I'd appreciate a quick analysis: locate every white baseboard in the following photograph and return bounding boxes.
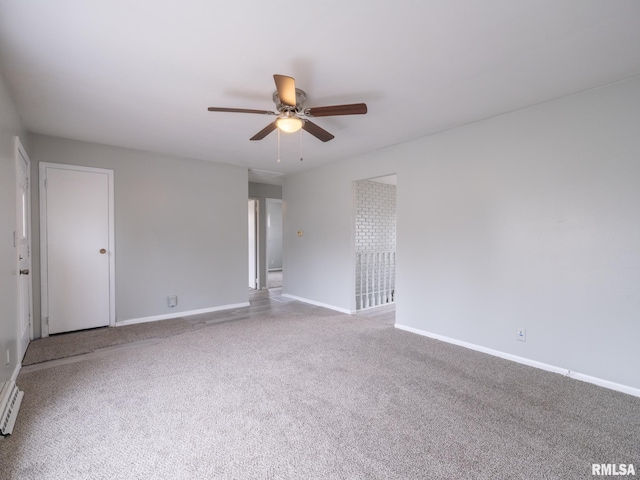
[357,301,396,312]
[281,294,353,314]
[564,371,640,398]
[116,302,251,327]
[395,323,640,399]
[11,363,21,383]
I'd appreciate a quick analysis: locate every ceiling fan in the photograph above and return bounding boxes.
[207,74,367,142]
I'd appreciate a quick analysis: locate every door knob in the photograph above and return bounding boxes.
[19,269,29,275]
[99,249,107,254]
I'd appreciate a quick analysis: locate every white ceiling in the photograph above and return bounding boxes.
[371,175,397,186]
[1,1,639,185]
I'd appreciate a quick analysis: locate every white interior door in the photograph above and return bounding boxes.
[15,138,32,359]
[248,199,257,289]
[41,163,114,335]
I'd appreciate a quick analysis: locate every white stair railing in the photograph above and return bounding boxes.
[356,251,396,310]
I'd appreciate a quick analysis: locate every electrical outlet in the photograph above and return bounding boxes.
[516,328,526,342]
[168,295,178,307]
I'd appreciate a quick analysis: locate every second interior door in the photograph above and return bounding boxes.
[42,164,113,335]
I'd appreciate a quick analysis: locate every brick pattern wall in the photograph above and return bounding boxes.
[355,180,396,253]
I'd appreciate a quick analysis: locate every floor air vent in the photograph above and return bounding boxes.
[1,380,24,436]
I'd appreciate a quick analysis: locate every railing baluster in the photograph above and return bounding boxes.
[356,253,361,310]
[379,252,383,306]
[391,251,395,302]
[369,253,373,308]
[383,251,388,303]
[356,250,396,310]
[388,252,392,303]
[378,253,382,305]
[365,253,370,308]
[360,253,364,310]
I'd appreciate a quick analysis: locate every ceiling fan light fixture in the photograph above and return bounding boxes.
[275,115,303,133]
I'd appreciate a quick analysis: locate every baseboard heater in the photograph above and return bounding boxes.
[0,380,24,436]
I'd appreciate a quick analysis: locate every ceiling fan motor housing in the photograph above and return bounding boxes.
[273,88,306,113]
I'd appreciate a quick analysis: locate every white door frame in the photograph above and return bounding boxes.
[248,198,259,289]
[15,137,33,357]
[39,162,116,337]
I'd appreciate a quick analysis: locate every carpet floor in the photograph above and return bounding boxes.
[21,317,194,366]
[2,295,639,479]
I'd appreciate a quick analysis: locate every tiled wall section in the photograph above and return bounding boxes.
[355,180,396,252]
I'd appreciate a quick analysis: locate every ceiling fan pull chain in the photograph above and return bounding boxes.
[299,130,303,162]
[277,128,281,163]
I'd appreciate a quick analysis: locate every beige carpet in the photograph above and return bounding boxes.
[4,301,640,479]
[22,317,193,365]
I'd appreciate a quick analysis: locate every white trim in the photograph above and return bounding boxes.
[248,198,259,290]
[395,323,640,399]
[357,301,396,312]
[281,294,353,314]
[10,363,21,384]
[565,371,640,398]
[39,162,116,337]
[115,302,251,327]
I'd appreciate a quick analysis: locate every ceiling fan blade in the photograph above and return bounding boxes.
[302,120,335,142]
[250,122,277,141]
[273,74,297,107]
[305,103,368,117]
[208,107,275,115]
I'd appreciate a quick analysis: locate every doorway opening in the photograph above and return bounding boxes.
[354,174,397,310]
[248,182,283,292]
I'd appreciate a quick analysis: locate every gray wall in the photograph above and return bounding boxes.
[283,77,640,391]
[0,72,27,382]
[29,134,248,335]
[248,182,282,288]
